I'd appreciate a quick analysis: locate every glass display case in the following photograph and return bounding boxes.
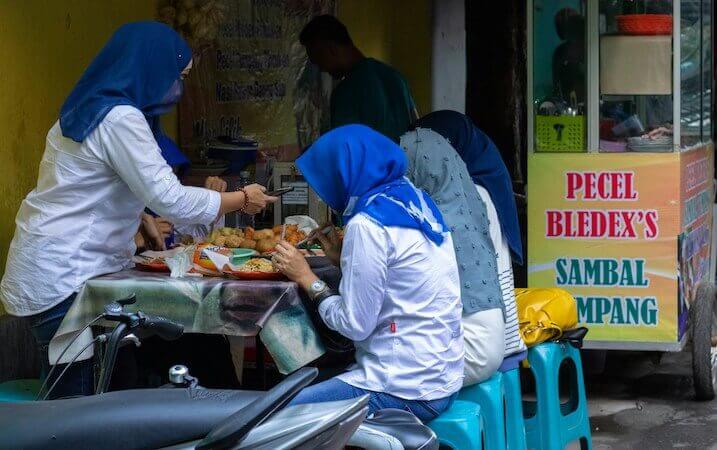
[529,0,713,153]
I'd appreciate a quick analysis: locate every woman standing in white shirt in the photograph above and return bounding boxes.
[272,125,464,423]
[0,22,276,398]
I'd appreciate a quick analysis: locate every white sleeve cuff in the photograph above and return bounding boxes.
[199,190,222,225]
[317,294,342,325]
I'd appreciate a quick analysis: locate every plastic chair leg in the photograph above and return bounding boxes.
[503,369,527,450]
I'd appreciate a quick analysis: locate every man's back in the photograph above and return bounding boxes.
[330,58,416,142]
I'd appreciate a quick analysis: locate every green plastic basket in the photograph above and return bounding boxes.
[535,115,585,152]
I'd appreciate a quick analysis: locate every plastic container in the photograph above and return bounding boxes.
[535,115,585,152]
[231,248,259,266]
[616,14,672,36]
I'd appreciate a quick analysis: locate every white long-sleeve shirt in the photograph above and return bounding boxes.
[475,185,526,356]
[1,105,220,316]
[319,213,465,400]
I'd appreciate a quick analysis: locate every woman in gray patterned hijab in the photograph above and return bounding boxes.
[401,127,506,385]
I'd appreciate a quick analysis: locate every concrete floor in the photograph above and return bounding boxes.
[584,349,717,450]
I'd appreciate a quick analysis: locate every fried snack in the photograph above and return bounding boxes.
[213,235,227,247]
[220,227,234,236]
[272,225,283,234]
[239,238,257,249]
[253,229,274,241]
[244,227,255,240]
[256,237,279,253]
[207,229,221,243]
[238,258,277,273]
[225,235,243,248]
[284,230,306,246]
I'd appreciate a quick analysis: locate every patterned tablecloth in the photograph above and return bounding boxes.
[49,270,326,374]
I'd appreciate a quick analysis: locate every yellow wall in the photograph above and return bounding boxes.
[337,0,433,114]
[0,1,159,280]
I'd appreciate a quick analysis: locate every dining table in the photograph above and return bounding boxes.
[49,269,327,375]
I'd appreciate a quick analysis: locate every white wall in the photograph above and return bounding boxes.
[431,0,466,112]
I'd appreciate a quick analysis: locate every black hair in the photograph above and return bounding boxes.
[299,15,353,46]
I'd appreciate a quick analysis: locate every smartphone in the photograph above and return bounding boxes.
[267,187,295,197]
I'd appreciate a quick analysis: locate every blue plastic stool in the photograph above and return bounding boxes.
[428,400,483,450]
[0,379,41,402]
[500,351,528,450]
[458,373,505,450]
[523,342,592,450]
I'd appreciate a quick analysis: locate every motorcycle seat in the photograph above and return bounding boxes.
[0,388,261,450]
[350,408,438,450]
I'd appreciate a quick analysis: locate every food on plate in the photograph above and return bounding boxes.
[225,235,243,248]
[239,238,257,250]
[244,227,255,240]
[204,226,308,251]
[253,229,274,241]
[256,237,279,253]
[179,234,195,246]
[237,258,277,273]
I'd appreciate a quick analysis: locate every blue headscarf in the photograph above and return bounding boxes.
[296,125,448,245]
[60,21,191,142]
[413,110,524,264]
[157,133,190,174]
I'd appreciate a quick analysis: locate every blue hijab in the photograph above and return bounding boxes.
[296,125,448,245]
[60,21,191,142]
[413,110,524,264]
[157,133,190,174]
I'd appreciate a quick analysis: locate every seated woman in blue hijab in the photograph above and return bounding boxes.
[0,22,276,398]
[403,110,526,386]
[272,125,464,422]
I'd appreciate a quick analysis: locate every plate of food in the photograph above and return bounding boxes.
[224,257,286,281]
[206,226,308,254]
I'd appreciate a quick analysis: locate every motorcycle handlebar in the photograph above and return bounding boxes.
[139,314,184,341]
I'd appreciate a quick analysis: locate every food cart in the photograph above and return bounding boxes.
[527,0,715,399]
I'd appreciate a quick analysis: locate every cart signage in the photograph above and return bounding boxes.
[529,153,683,344]
[529,148,714,346]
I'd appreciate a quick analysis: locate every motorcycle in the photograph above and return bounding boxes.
[0,295,438,450]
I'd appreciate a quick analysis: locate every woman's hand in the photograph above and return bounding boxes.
[312,224,342,266]
[204,176,228,192]
[140,213,166,250]
[218,184,277,217]
[153,217,174,240]
[273,240,317,290]
[242,184,278,215]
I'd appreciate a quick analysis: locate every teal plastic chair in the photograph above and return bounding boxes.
[500,351,528,450]
[428,399,483,450]
[0,379,41,402]
[523,342,592,450]
[458,373,505,450]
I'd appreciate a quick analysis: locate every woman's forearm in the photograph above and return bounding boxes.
[218,191,246,217]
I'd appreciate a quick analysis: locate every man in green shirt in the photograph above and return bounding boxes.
[299,15,418,142]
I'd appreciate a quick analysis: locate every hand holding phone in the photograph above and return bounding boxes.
[267,187,295,197]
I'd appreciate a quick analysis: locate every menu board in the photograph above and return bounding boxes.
[177,0,335,163]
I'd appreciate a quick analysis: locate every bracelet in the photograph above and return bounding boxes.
[313,289,338,306]
[238,188,248,214]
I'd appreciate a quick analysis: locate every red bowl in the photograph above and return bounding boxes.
[616,14,672,35]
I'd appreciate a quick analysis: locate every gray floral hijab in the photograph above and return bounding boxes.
[400,128,503,315]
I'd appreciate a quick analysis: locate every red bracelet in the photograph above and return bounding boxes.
[238,188,248,214]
